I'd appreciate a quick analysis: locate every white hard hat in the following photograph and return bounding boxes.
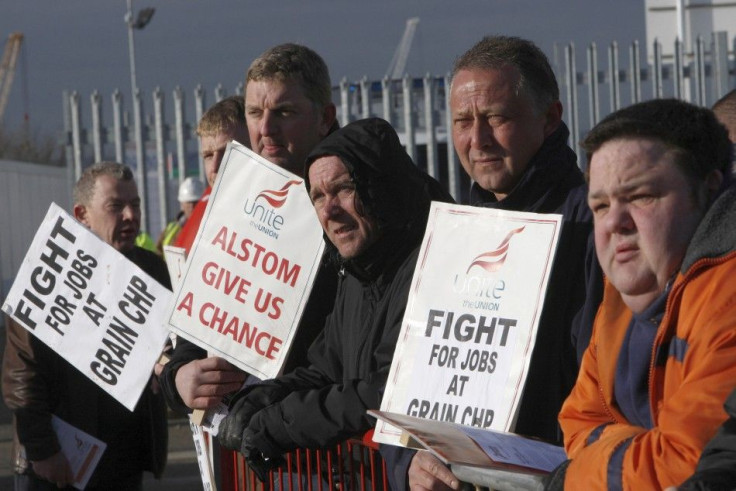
[178,177,205,202]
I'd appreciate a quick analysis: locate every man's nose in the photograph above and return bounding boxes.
[319,195,341,220]
[604,202,634,234]
[121,204,138,221]
[470,118,494,149]
[260,110,277,136]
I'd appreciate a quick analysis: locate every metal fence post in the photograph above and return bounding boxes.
[69,91,83,181]
[423,73,437,178]
[712,31,730,100]
[587,43,600,127]
[112,90,124,163]
[382,77,392,124]
[630,40,641,104]
[174,86,186,183]
[608,41,620,112]
[340,77,350,126]
[674,38,686,100]
[194,85,205,181]
[402,74,416,163]
[361,76,371,119]
[653,39,663,99]
[91,91,103,163]
[694,36,707,106]
[132,88,148,232]
[153,86,168,229]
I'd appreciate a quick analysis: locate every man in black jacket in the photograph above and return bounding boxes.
[217,118,453,479]
[158,44,339,415]
[396,35,602,491]
[3,162,170,490]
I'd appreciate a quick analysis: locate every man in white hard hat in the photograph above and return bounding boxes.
[155,176,204,255]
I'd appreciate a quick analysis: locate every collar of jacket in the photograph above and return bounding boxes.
[681,181,736,272]
[340,223,420,284]
[469,122,582,212]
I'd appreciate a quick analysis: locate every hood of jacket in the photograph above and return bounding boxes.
[305,117,454,280]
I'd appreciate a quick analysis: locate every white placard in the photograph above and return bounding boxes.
[1,203,172,411]
[374,203,562,445]
[167,142,325,380]
[163,245,187,289]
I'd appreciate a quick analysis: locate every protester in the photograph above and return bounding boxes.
[391,35,601,491]
[548,99,736,489]
[217,117,454,480]
[2,162,170,490]
[172,95,249,253]
[160,43,339,412]
[155,176,204,255]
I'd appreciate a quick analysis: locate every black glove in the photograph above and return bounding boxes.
[218,397,262,451]
[218,382,289,450]
[242,427,286,483]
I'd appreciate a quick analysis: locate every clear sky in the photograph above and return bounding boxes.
[0,0,646,134]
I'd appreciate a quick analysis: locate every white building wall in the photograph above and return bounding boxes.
[646,0,736,59]
[0,160,73,318]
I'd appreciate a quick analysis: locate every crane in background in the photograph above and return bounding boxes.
[0,32,24,124]
[385,17,419,80]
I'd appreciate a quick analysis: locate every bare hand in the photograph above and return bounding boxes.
[175,357,247,409]
[409,450,459,491]
[32,451,73,488]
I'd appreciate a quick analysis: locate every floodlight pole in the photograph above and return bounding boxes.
[125,0,148,232]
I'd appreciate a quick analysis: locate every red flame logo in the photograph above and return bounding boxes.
[466,226,525,274]
[255,180,301,208]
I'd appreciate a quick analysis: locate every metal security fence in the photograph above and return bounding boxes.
[63,32,735,235]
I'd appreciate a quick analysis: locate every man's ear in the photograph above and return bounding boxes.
[73,203,89,226]
[543,101,563,138]
[319,103,337,137]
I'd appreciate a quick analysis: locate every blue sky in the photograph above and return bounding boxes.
[0,0,646,134]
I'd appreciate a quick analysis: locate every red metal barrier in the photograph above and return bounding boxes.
[220,433,389,491]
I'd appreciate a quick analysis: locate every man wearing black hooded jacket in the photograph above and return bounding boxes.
[217,118,453,479]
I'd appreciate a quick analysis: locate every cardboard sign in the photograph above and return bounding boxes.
[374,203,561,445]
[1,203,172,411]
[167,142,325,380]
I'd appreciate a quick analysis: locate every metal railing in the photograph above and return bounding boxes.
[63,32,735,233]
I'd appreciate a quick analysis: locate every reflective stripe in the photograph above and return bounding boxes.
[668,336,689,363]
[607,437,633,491]
[586,423,611,446]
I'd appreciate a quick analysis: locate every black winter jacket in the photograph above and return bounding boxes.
[220,118,453,454]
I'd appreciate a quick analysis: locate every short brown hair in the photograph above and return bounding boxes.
[196,95,246,137]
[582,99,731,186]
[452,36,559,113]
[246,43,332,108]
[74,162,134,206]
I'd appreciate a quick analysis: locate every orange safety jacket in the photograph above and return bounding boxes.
[559,185,736,490]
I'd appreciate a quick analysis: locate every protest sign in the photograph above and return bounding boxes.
[374,203,561,445]
[166,142,325,380]
[1,203,173,411]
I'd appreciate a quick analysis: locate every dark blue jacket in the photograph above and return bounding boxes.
[381,122,602,490]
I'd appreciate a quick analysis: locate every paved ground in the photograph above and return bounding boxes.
[0,325,206,490]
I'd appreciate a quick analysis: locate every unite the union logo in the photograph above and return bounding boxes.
[466,226,525,274]
[243,180,302,239]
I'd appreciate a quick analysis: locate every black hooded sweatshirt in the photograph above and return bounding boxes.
[223,118,453,453]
